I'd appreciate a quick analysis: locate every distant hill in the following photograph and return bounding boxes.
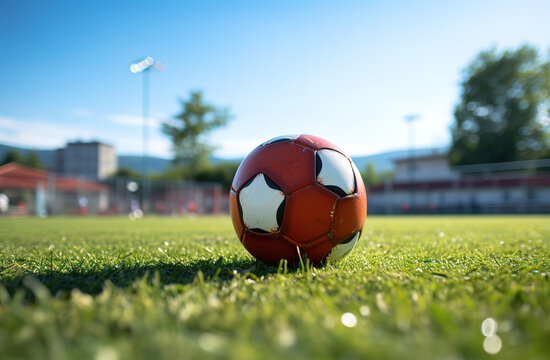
[117,155,172,174]
[0,144,174,175]
[117,155,242,174]
[0,143,59,170]
[1,142,446,175]
[118,149,449,175]
[0,143,242,175]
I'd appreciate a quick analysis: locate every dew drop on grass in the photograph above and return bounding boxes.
[198,333,224,354]
[360,305,370,316]
[164,241,169,246]
[439,232,445,237]
[483,335,502,354]
[341,312,357,328]
[277,327,296,348]
[481,318,498,337]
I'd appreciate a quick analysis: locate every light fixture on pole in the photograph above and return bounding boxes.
[130,57,165,213]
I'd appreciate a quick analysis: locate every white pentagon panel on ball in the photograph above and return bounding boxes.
[316,149,355,196]
[239,173,285,233]
[326,232,360,262]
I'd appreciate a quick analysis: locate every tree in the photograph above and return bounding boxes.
[162,91,231,177]
[361,162,394,188]
[25,150,42,169]
[112,167,141,179]
[1,150,25,166]
[449,45,550,165]
[363,163,380,187]
[1,149,42,168]
[194,162,240,190]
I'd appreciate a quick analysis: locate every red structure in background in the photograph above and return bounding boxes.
[0,162,227,216]
[0,162,108,215]
[0,162,106,192]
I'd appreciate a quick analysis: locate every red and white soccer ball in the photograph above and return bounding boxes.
[230,134,367,265]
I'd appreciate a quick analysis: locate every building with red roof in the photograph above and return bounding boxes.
[0,162,108,215]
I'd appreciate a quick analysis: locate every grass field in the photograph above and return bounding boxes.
[0,216,548,360]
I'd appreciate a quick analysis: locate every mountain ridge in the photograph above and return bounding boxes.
[0,143,446,175]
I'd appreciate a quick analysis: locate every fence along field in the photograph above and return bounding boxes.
[0,215,548,359]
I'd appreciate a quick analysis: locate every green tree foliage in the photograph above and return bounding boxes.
[162,91,231,177]
[361,162,394,188]
[25,150,42,169]
[162,162,239,189]
[449,45,550,165]
[1,150,25,166]
[363,163,380,187]
[1,149,42,169]
[194,162,240,190]
[112,167,141,179]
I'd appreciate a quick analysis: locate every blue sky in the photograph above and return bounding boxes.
[1,0,549,159]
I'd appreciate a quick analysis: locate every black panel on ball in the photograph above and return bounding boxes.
[315,152,323,177]
[340,232,358,244]
[323,185,347,197]
[276,198,285,228]
[264,175,282,191]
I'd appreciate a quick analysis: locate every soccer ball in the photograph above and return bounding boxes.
[230,134,367,265]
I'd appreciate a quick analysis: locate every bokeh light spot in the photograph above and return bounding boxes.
[341,312,357,328]
[481,317,498,337]
[483,335,502,355]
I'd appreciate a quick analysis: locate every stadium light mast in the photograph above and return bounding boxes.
[130,57,166,213]
[404,114,420,212]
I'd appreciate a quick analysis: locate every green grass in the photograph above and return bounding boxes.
[0,216,549,360]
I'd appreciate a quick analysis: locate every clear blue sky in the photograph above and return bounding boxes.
[1,0,549,159]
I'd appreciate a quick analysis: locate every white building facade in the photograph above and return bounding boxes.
[62,141,117,181]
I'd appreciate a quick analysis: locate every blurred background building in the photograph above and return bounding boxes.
[0,162,108,216]
[2,138,549,216]
[62,142,117,181]
[6,141,117,181]
[368,152,550,214]
[0,141,225,216]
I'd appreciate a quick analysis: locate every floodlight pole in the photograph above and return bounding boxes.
[405,114,420,213]
[130,57,165,214]
[142,67,150,213]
